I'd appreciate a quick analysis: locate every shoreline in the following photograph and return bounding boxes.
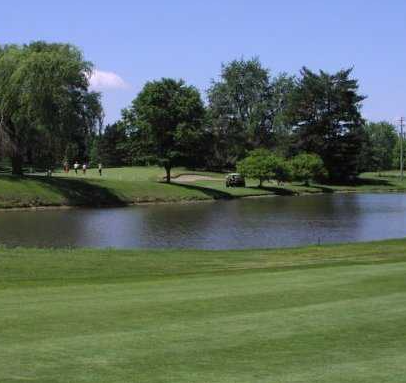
[0,187,405,212]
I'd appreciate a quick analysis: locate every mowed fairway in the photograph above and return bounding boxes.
[1,240,406,382]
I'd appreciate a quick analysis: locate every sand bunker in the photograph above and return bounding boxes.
[174,174,221,182]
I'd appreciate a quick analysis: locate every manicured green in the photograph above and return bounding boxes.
[1,166,406,209]
[1,239,406,382]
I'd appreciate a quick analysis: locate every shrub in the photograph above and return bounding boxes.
[290,153,327,186]
[237,149,286,187]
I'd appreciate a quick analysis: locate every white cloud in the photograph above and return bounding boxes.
[89,69,129,90]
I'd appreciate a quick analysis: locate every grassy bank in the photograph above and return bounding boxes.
[1,166,406,209]
[1,238,406,382]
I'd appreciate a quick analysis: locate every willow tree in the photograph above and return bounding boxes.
[0,41,102,174]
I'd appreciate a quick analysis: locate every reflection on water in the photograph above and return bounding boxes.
[0,193,405,249]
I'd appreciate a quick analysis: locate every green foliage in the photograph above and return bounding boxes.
[237,149,271,186]
[268,74,297,157]
[64,143,80,164]
[290,153,327,185]
[288,67,366,180]
[0,46,378,178]
[90,123,129,167]
[207,58,295,168]
[89,139,101,166]
[360,122,398,172]
[122,78,205,182]
[273,159,292,184]
[392,137,406,170]
[0,41,102,174]
[237,149,286,186]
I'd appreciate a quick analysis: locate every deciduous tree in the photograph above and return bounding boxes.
[123,78,205,182]
[207,58,295,168]
[237,149,286,187]
[290,153,327,186]
[360,121,398,172]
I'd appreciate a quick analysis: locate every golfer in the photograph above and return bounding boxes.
[74,161,79,174]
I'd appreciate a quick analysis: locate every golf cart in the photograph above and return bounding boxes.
[226,173,246,187]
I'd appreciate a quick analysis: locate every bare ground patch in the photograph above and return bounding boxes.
[173,174,222,182]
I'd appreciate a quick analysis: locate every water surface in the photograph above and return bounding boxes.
[0,193,405,249]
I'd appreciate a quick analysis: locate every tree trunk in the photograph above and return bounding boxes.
[165,165,171,183]
[11,153,24,175]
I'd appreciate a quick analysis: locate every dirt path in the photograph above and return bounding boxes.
[174,174,222,182]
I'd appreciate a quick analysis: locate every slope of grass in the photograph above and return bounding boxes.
[0,167,273,208]
[0,172,225,208]
[1,166,406,209]
[1,239,406,382]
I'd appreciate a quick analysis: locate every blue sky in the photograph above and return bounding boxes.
[1,0,405,126]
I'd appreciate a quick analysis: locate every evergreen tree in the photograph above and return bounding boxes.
[288,67,366,180]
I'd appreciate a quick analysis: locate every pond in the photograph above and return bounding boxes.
[0,193,405,249]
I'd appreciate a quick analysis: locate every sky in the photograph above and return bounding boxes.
[1,0,405,127]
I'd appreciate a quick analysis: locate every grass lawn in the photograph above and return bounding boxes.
[49,166,225,182]
[1,166,406,209]
[1,238,406,382]
[0,167,226,208]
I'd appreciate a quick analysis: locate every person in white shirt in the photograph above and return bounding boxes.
[82,163,87,175]
[74,161,79,175]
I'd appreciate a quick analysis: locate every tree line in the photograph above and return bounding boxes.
[0,42,402,181]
